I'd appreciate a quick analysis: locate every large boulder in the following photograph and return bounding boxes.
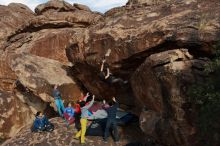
[0,0,220,146]
[67,0,219,102]
[10,54,82,101]
[133,49,208,146]
[0,91,34,138]
[35,0,75,15]
[65,0,220,145]
[0,0,100,121]
[0,3,34,49]
[27,28,77,64]
[73,3,91,12]
[0,3,35,91]
[0,3,34,91]
[34,0,102,26]
[0,0,103,139]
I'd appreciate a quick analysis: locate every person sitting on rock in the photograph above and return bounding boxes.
[52,84,65,117]
[64,102,75,126]
[32,111,54,132]
[74,95,95,144]
[103,97,119,143]
[100,59,128,85]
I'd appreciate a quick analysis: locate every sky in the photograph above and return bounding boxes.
[0,0,128,13]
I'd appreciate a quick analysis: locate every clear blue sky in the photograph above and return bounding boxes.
[0,0,128,13]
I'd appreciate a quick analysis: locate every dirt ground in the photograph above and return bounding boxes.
[2,117,161,146]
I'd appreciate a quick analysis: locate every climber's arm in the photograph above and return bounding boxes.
[105,68,110,79]
[100,59,106,72]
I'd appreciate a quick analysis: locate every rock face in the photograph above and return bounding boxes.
[0,3,34,48]
[0,0,220,146]
[0,3,34,91]
[0,0,101,139]
[0,91,34,139]
[68,0,219,103]
[133,49,208,146]
[66,0,220,146]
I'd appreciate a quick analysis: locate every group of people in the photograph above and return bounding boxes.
[33,88,120,144]
[32,58,126,144]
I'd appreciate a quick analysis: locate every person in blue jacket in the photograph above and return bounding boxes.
[64,102,75,125]
[32,111,54,132]
[52,85,65,117]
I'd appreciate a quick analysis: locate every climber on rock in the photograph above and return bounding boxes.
[74,95,95,144]
[64,102,75,126]
[31,111,54,132]
[52,84,65,117]
[100,59,128,85]
[103,97,119,143]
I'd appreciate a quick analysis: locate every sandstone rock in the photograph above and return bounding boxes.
[66,1,220,145]
[10,54,82,102]
[0,91,34,139]
[8,10,101,40]
[132,49,208,146]
[85,0,218,63]
[0,53,17,91]
[0,28,84,117]
[35,0,75,15]
[74,3,91,11]
[126,0,196,6]
[0,3,34,91]
[0,0,101,138]
[139,110,161,136]
[0,0,102,119]
[127,0,169,6]
[27,28,78,64]
[0,3,34,49]
[8,3,33,14]
[6,28,85,64]
[0,0,220,146]
[32,10,101,27]
[67,0,219,105]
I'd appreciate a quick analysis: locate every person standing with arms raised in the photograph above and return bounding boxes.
[52,84,65,117]
[103,97,120,143]
[75,95,95,144]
